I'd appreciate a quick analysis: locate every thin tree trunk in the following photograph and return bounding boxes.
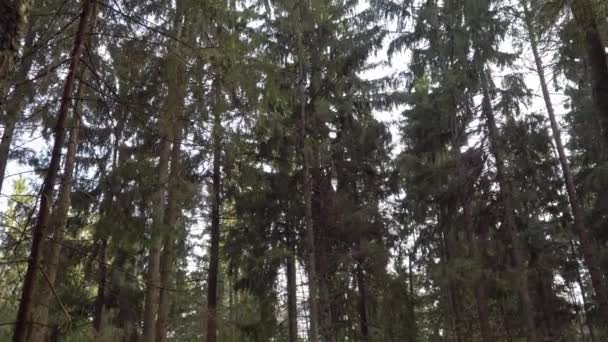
[286,225,299,342]
[28,84,82,341]
[480,70,538,342]
[570,0,608,146]
[205,78,222,342]
[12,0,93,340]
[296,10,320,338]
[302,84,319,342]
[94,101,125,337]
[572,242,598,342]
[0,24,35,196]
[463,193,492,342]
[94,237,108,334]
[407,250,417,342]
[523,2,608,322]
[156,123,183,342]
[356,265,370,342]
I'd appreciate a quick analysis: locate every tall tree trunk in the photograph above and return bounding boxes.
[0,0,31,100]
[141,61,174,342]
[462,188,493,342]
[572,242,598,342]
[407,249,417,342]
[480,70,538,342]
[156,123,183,342]
[94,101,125,337]
[94,237,108,334]
[286,223,298,342]
[12,1,93,340]
[312,160,335,342]
[570,0,608,146]
[523,2,608,322]
[28,83,82,341]
[205,78,222,342]
[438,214,461,342]
[296,11,320,339]
[141,2,185,338]
[356,265,370,342]
[156,10,187,339]
[0,24,34,196]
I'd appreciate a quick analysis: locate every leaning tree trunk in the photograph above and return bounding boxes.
[28,83,82,341]
[12,0,94,340]
[523,1,608,322]
[480,70,538,342]
[0,24,35,197]
[570,0,608,146]
[0,0,31,101]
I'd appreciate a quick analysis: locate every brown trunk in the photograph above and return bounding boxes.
[572,242,598,342]
[156,124,183,342]
[571,0,608,146]
[28,85,82,341]
[480,70,538,342]
[95,100,125,336]
[356,265,370,342]
[462,188,493,342]
[456,138,492,342]
[297,27,320,342]
[94,237,108,334]
[12,1,93,340]
[0,24,35,196]
[523,2,608,322]
[141,64,174,342]
[156,11,187,340]
[141,2,186,338]
[313,161,335,342]
[205,78,222,342]
[286,225,298,342]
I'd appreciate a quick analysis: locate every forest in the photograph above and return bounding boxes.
[1,0,608,341]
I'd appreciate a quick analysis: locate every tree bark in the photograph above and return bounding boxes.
[296,5,320,338]
[480,70,538,342]
[141,79,174,342]
[462,183,493,342]
[523,2,608,322]
[156,123,183,342]
[356,265,370,342]
[141,1,186,338]
[156,10,187,340]
[570,0,608,147]
[93,237,108,334]
[205,77,223,342]
[286,224,299,342]
[28,85,82,341]
[12,0,94,340]
[0,24,34,197]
